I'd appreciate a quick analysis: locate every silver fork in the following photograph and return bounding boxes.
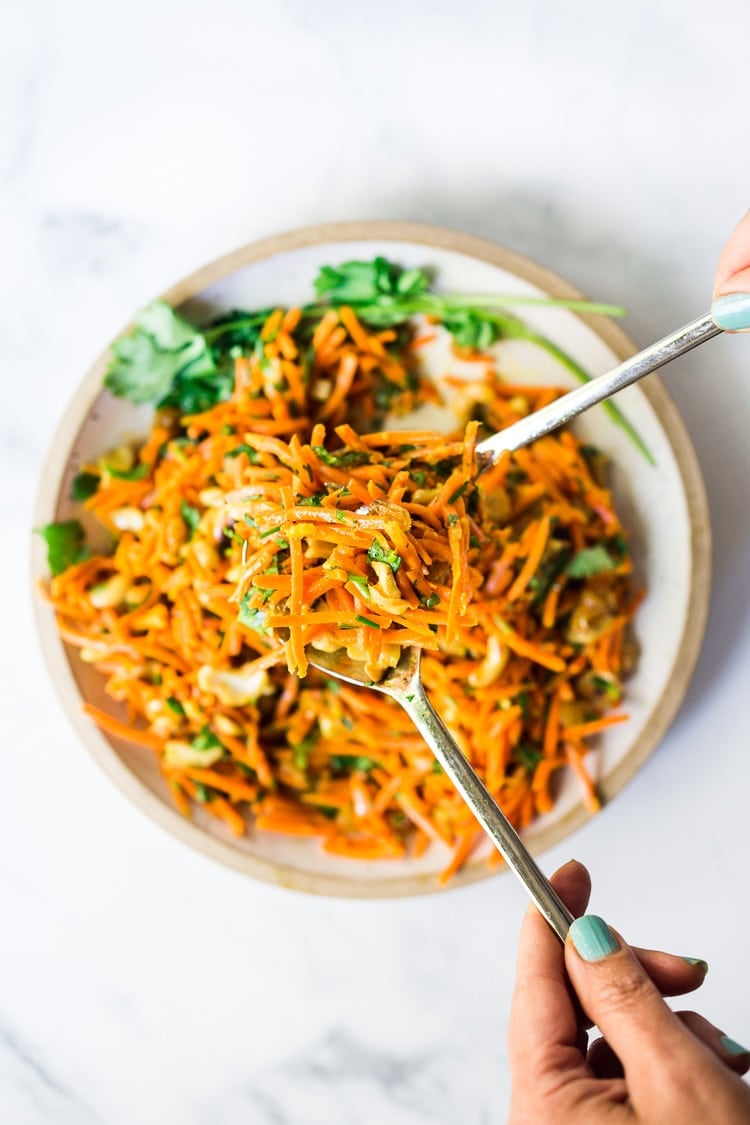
[308,647,576,938]
[308,310,724,937]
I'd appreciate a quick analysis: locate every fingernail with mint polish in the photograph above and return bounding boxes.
[720,1035,750,1058]
[569,915,619,962]
[682,957,709,974]
[712,293,750,331]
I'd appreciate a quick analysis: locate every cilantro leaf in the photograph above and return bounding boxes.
[368,540,402,573]
[314,258,429,304]
[107,462,149,481]
[193,783,218,803]
[180,499,201,533]
[36,520,89,576]
[238,597,268,634]
[440,309,499,351]
[312,445,369,468]
[70,471,99,501]
[191,726,223,752]
[104,301,217,405]
[225,443,259,462]
[329,754,379,773]
[291,733,318,770]
[566,545,617,579]
[516,743,543,771]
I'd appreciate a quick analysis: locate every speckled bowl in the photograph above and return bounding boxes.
[32,222,711,897]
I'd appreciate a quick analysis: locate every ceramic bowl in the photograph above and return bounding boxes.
[32,222,711,896]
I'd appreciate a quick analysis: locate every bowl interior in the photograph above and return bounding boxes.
[33,225,710,896]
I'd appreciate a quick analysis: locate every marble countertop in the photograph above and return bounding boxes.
[3,1,750,1122]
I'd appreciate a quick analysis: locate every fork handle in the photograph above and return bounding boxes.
[400,683,574,940]
[475,311,722,460]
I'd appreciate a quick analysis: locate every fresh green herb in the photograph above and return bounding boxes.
[432,760,443,775]
[180,499,201,533]
[314,257,430,316]
[591,675,621,701]
[566,545,617,579]
[341,716,353,731]
[334,510,350,523]
[367,540,402,573]
[191,726,223,753]
[447,514,458,527]
[448,481,470,503]
[104,301,218,405]
[107,462,149,481]
[259,525,281,539]
[297,493,325,506]
[193,782,218,803]
[411,470,427,486]
[516,743,544,771]
[165,697,186,718]
[421,592,440,609]
[316,805,340,820]
[609,532,629,562]
[355,614,380,629]
[291,734,317,771]
[238,597,267,634]
[225,443,259,462]
[329,754,379,773]
[405,693,415,703]
[70,471,99,501]
[517,691,531,719]
[36,520,89,576]
[348,574,370,596]
[323,678,341,694]
[312,445,369,468]
[529,545,572,607]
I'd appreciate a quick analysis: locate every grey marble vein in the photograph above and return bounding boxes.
[0,1026,99,1124]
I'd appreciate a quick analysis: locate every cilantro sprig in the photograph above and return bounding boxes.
[36,520,89,576]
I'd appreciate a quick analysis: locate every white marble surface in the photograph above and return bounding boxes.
[3,2,750,1122]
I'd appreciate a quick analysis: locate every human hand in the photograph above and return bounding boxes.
[712,210,750,330]
[508,861,750,1123]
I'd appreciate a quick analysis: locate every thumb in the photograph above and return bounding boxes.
[712,209,750,331]
[564,915,693,1078]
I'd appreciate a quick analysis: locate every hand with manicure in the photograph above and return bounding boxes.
[508,861,750,1123]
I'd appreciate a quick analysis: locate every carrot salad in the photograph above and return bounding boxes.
[42,288,640,882]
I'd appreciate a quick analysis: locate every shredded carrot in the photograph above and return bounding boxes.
[46,298,640,882]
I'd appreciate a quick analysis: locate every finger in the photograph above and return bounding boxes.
[587,1014,750,1084]
[676,1011,750,1077]
[508,860,591,1080]
[713,209,750,297]
[565,916,695,1076]
[587,1036,624,1080]
[574,949,707,1034]
[712,210,750,331]
[632,948,708,997]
